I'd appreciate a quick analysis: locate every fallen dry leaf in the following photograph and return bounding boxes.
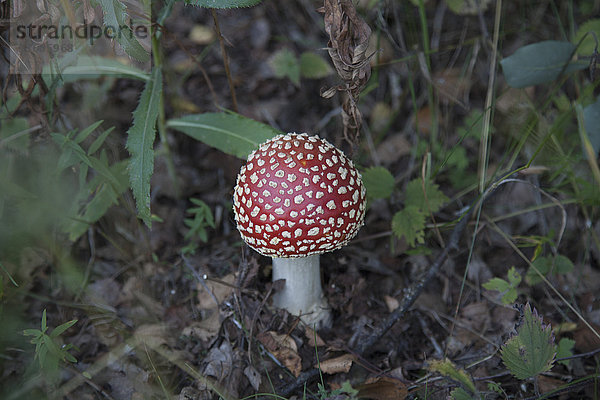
[573,323,600,353]
[317,353,355,374]
[305,326,326,348]
[356,376,408,400]
[257,331,302,377]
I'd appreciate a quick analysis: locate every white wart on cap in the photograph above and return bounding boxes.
[233,133,366,258]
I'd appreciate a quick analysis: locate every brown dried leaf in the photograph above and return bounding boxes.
[135,324,170,348]
[356,376,408,400]
[244,365,261,391]
[182,309,221,342]
[322,0,372,141]
[305,326,326,347]
[573,323,600,353]
[257,331,302,377]
[323,0,371,90]
[317,353,355,374]
[197,273,236,310]
[82,0,95,23]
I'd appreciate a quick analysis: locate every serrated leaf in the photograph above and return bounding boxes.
[482,277,511,293]
[64,161,129,241]
[167,112,280,159]
[126,67,162,228]
[299,51,333,79]
[501,303,556,380]
[405,178,448,213]
[500,40,587,88]
[185,0,263,8]
[583,96,600,157]
[392,206,425,247]
[574,19,600,56]
[507,266,522,286]
[556,337,575,366]
[429,358,476,394]
[269,48,300,86]
[97,0,150,62]
[362,166,395,199]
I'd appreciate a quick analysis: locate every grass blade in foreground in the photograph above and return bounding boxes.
[126,67,163,228]
[167,112,280,159]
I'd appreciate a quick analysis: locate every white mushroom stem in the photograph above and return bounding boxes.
[271,255,332,329]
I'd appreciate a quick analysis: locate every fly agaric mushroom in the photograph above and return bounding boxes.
[233,133,366,328]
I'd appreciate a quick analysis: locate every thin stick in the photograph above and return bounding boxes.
[211,9,239,112]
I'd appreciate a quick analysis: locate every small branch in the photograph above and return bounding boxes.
[211,9,238,112]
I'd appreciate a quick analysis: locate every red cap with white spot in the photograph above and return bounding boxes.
[233,133,366,258]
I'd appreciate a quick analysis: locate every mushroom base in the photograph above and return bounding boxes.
[271,255,332,329]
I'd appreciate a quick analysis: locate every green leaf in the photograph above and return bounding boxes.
[88,127,115,155]
[507,266,522,286]
[554,255,574,275]
[299,51,333,79]
[482,277,511,293]
[405,178,448,213]
[500,40,587,88]
[361,166,395,199]
[556,337,575,366]
[583,96,600,157]
[574,19,600,56]
[392,206,426,247]
[50,319,78,338]
[429,358,477,394]
[450,387,476,400]
[97,0,150,62]
[126,67,162,228]
[526,256,552,285]
[0,117,30,154]
[501,303,556,380]
[526,255,573,285]
[43,56,150,82]
[269,48,301,86]
[74,120,103,144]
[185,0,263,7]
[167,112,280,159]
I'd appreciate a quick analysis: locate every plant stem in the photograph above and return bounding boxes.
[152,24,180,198]
[211,9,239,112]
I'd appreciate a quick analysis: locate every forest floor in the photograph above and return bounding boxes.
[1,0,600,399]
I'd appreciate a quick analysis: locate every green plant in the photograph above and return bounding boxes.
[525,254,574,285]
[182,198,216,254]
[501,303,557,381]
[269,48,333,86]
[392,178,448,247]
[22,309,78,384]
[482,266,522,305]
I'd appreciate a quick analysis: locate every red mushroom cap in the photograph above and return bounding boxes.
[233,133,366,258]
